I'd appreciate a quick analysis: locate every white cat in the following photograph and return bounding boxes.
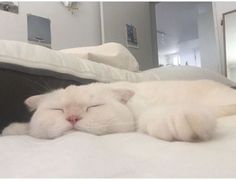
[2,80,236,142]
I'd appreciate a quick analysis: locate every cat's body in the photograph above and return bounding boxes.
[3,80,236,141]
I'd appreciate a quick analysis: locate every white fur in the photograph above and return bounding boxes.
[3,84,135,139]
[137,104,216,141]
[3,80,236,141]
[2,122,29,136]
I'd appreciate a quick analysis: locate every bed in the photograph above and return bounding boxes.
[1,40,236,178]
[1,115,236,178]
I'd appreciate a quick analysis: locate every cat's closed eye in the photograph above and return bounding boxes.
[86,104,105,112]
[51,108,64,113]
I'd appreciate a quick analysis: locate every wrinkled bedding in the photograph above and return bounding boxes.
[0,40,159,82]
[0,40,235,86]
[0,115,236,178]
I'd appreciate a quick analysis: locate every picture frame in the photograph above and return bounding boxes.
[126,24,138,48]
[27,14,51,48]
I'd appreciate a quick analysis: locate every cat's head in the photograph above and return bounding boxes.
[25,83,135,139]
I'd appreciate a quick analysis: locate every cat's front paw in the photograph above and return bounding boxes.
[2,123,29,136]
[138,106,217,142]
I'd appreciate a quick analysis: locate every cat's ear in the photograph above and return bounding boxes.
[24,94,44,111]
[112,89,134,104]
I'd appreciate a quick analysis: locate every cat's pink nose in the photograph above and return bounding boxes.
[67,115,80,125]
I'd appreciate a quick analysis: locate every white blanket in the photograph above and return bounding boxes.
[0,40,158,82]
[1,115,236,178]
[1,40,235,86]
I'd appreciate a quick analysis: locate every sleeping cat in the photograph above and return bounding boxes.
[2,80,236,142]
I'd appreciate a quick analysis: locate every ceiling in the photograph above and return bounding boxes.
[155,2,212,55]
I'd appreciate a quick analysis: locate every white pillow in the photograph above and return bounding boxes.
[60,42,139,72]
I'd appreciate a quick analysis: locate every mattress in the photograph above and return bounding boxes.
[0,115,236,178]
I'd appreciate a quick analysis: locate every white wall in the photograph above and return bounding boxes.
[198,5,221,73]
[155,2,200,56]
[158,39,201,67]
[102,2,154,70]
[155,2,220,72]
[150,3,159,67]
[224,12,236,65]
[212,2,236,75]
[179,39,201,67]
[158,55,168,66]
[0,2,101,49]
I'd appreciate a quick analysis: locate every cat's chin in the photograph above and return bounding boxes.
[73,124,103,135]
[73,120,135,136]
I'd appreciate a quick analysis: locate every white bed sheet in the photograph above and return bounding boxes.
[0,115,236,178]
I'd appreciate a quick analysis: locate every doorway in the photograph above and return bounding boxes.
[155,2,219,71]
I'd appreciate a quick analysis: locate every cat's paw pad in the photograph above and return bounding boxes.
[2,123,29,136]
